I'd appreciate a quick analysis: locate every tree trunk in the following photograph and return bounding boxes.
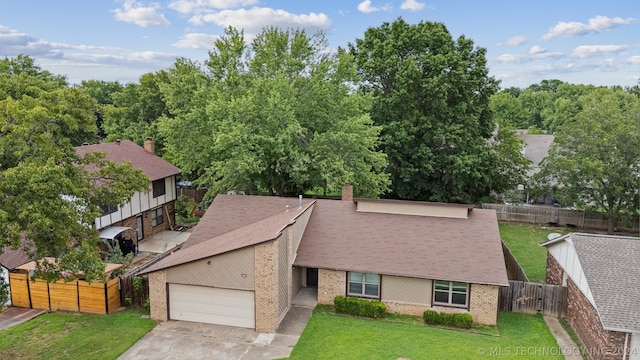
[607,207,615,235]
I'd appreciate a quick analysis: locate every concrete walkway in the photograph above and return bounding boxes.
[544,316,584,360]
[0,307,46,330]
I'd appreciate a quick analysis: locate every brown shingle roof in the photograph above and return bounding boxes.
[0,237,33,270]
[140,200,315,274]
[569,233,640,332]
[294,199,508,286]
[75,140,180,181]
[148,195,508,286]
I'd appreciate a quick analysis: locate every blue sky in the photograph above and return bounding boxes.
[1,0,638,88]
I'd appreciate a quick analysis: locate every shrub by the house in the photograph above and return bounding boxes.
[334,296,386,319]
[423,310,473,329]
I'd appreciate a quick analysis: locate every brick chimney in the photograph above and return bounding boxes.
[341,184,353,201]
[144,137,155,155]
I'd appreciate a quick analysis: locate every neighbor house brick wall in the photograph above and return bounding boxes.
[149,270,167,321]
[565,275,627,360]
[255,240,278,333]
[110,201,175,242]
[469,284,499,325]
[545,252,565,286]
[318,269,346,305]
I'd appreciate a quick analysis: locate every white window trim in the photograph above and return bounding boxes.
[347,272,380,298]
[433,280,469,308]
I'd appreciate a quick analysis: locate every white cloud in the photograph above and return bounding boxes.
[496,54,526,63]
[628,55,640,64]
[358,0,380,14]
[168,0,259,14]
[543,15,635,41]
[114,0,170,27]
[172,33,220,49]
[499,35,527,46]
[529,45,545,55]
[400,0,425,11]
[572,44,629,59]
[190,7,331,35]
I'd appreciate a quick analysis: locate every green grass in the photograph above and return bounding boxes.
[499,222,567,282]
[288,309,563,359]
[559,318,588,360]
[0,309,156,360]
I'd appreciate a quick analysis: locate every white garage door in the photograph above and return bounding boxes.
[169,284,255,328]
[630,333,640,360]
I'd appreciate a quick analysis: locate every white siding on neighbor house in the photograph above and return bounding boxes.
[548,239,595,306]
[381,276,432,305]
[94,176,177,229]
[1,266,10,306]
[630,333,640,360]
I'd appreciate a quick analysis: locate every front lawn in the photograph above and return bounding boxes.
[0,309,155,360]
[288,309,563,359]
[499,222,567,282]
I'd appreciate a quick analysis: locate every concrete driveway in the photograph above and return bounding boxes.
[118,305,313,360]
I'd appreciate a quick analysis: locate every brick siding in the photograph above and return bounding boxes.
[318,269,346,305]
[255,240,278,333]
[547,254,628,360]
[109,201,176,242]
[149,270,167,321]
[385,301,429,316]
[469,284,499,325]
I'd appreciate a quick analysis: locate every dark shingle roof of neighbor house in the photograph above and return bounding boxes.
[0,238,33,270]
[143,194,508,286]
[140,198,315,274]
[75,140,180,181]
[517,134,555,166]
[569,233,640,332]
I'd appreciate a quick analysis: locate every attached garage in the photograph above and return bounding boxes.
[168,284,255,328]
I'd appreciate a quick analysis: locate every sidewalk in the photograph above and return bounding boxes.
[544,316,584,360]
[0,307,46,330]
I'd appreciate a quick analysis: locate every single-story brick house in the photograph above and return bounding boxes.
[141,186,508,332]
[541,233,640,360]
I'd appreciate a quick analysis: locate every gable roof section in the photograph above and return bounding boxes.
[75,140,180,181]
[294,199,508,286]
[568,233,640,332]
[140,199,315,274]
[182,194,308,249]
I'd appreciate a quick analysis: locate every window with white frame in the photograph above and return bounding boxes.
[433,280,469,307]
[151,207,163,227]
[348,272,380,298]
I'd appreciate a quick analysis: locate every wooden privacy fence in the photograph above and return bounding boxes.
[482,203,639,233]
[119,273,149,308]
[177,187,208,203]
[499,280,567,318]
[502,242,529,282]
[9,272,120,314]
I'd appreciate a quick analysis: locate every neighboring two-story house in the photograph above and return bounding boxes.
[75,138,181,248]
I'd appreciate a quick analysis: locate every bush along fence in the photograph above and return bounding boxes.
[482,203,639,233]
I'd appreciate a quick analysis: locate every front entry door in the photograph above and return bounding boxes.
[307,268,318,287]
[136,215,143,241]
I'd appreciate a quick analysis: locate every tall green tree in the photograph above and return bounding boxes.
[349,18,521,203]
[77,80,124,138]
[536,88,640,234]
[159,27,389,197]
[102,71,170,154]
[0,57,149,281]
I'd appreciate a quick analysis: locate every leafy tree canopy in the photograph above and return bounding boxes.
[0,56,149,282]
[159,27,389,198]
[349,18,526,202]
[535,87,640,234]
